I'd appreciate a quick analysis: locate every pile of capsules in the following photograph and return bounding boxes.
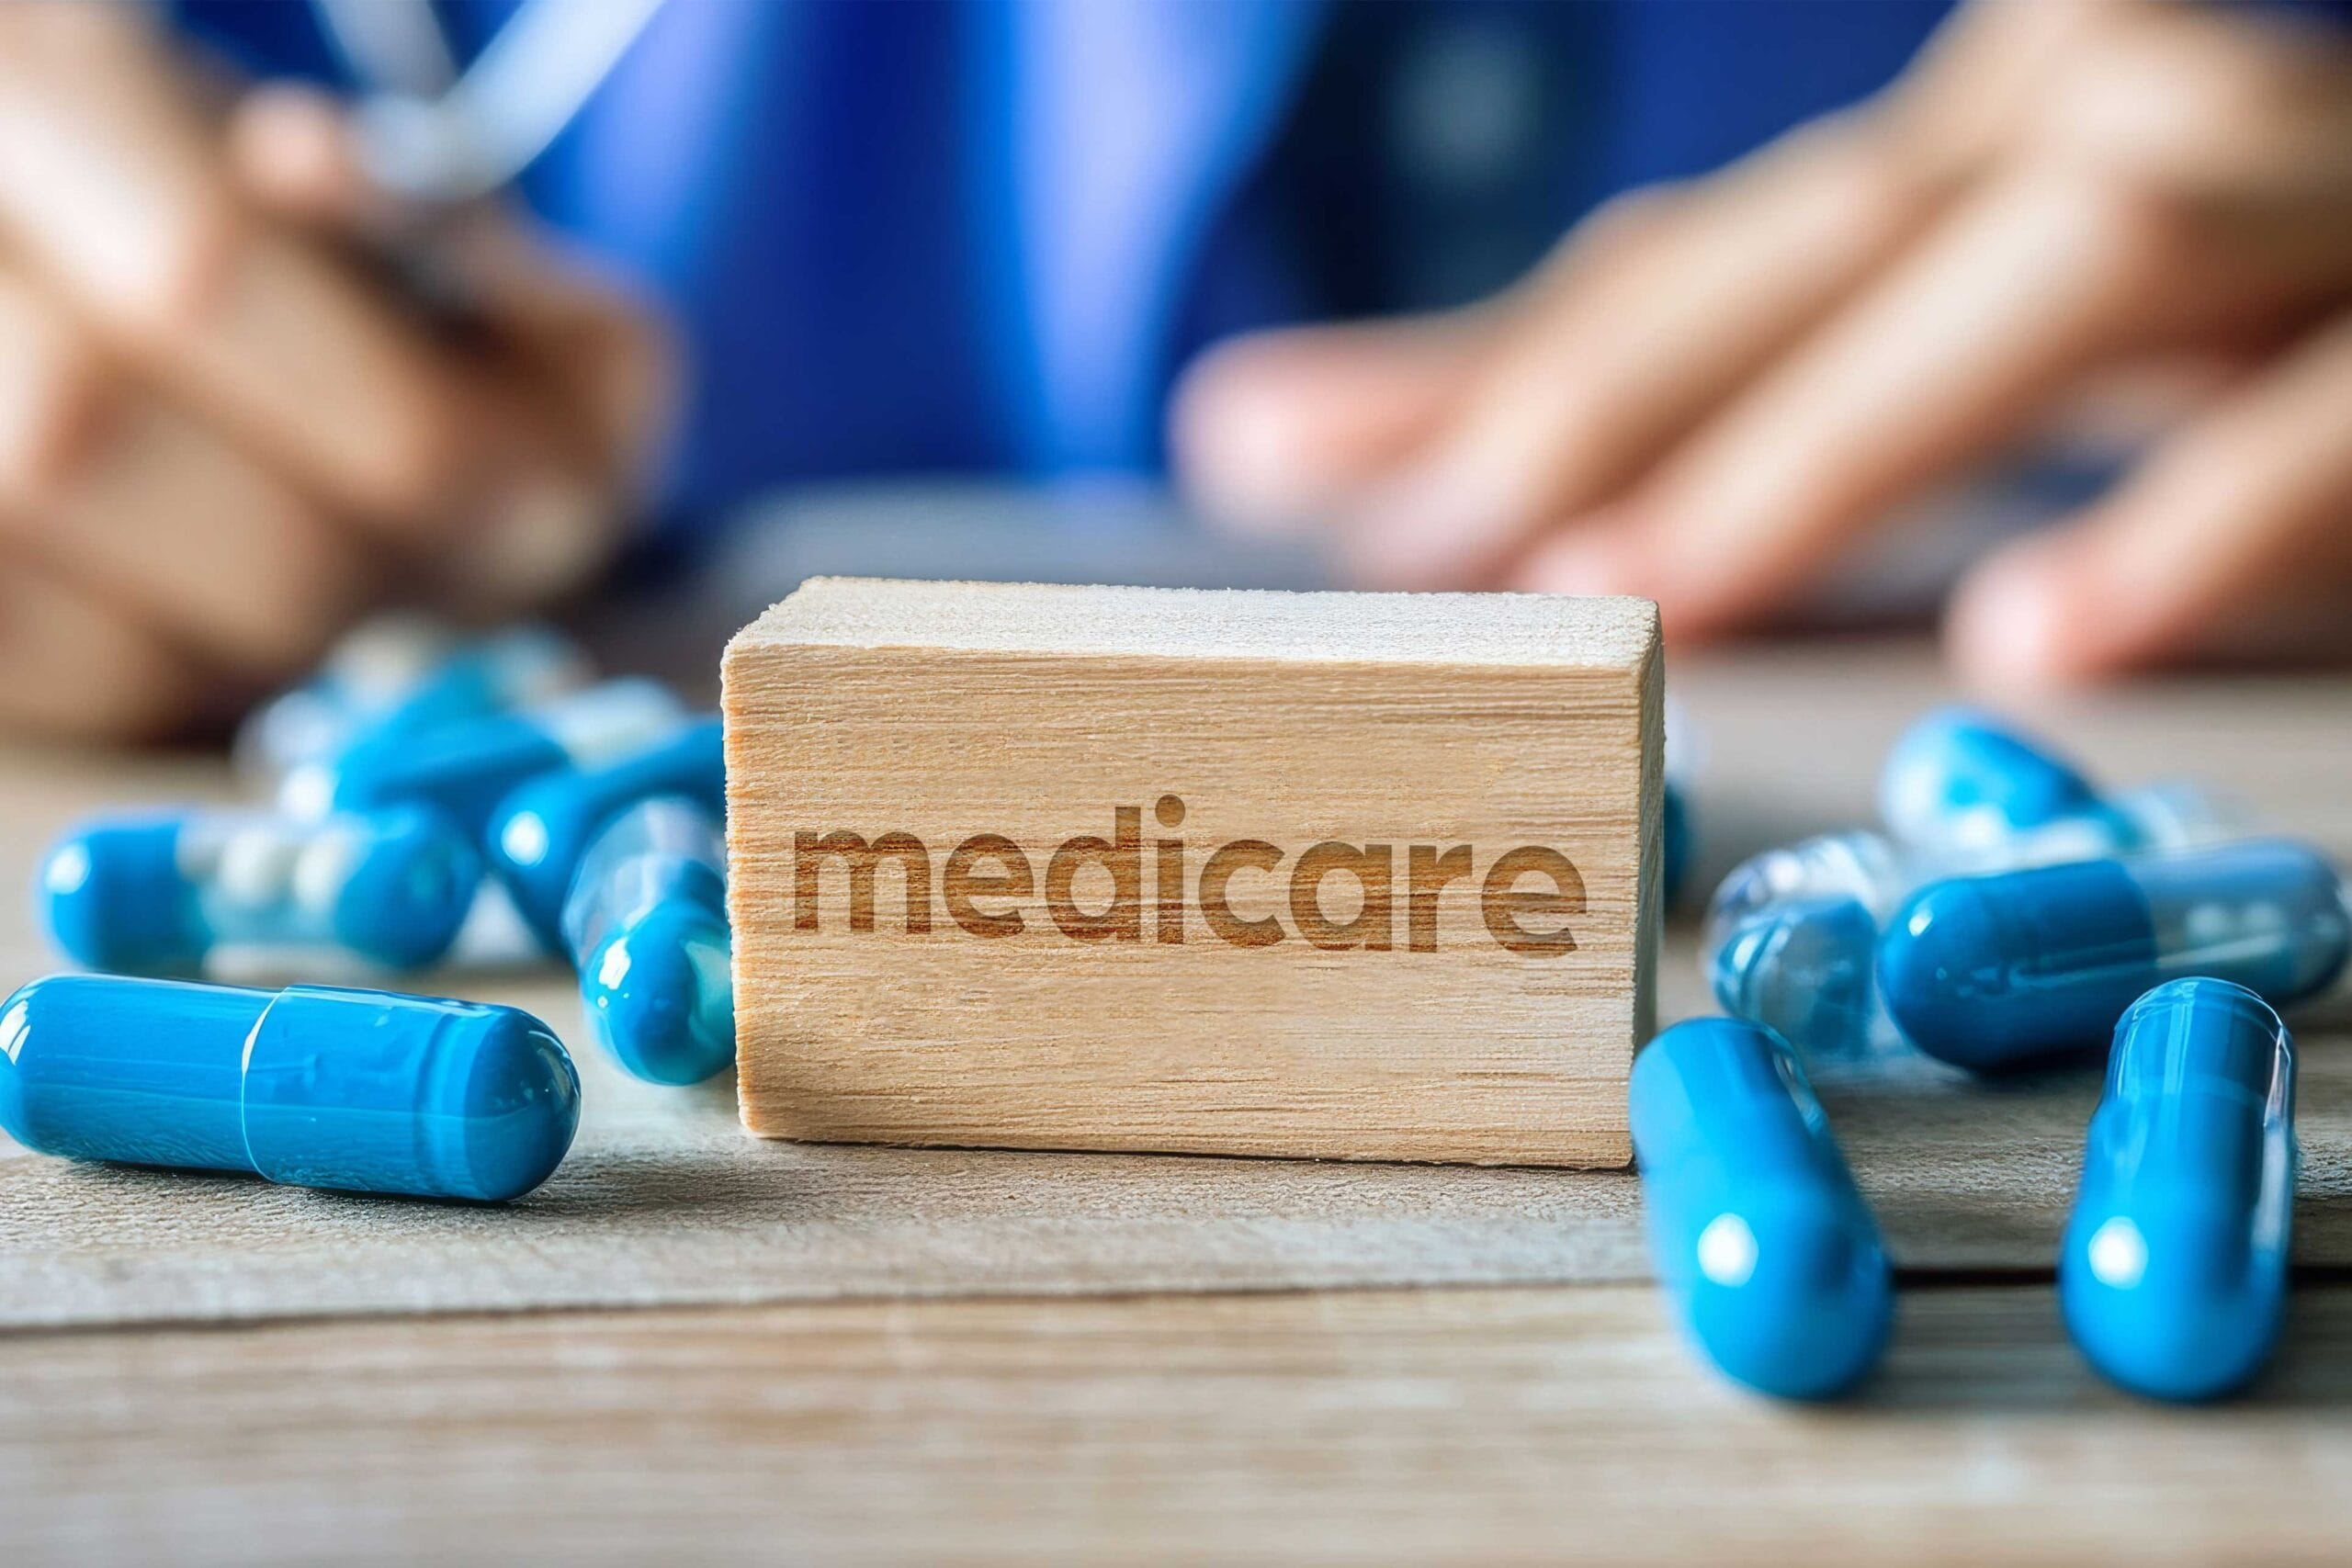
[0,618,736,1204]
[1640,707,2349,1404]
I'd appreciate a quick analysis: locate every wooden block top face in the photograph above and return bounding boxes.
[725,578,1661,1168]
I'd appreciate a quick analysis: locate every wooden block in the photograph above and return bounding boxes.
[722,578,1661,1167]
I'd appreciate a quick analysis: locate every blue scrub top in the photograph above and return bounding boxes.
[180,0,1953,528]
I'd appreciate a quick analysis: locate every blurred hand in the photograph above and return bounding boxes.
[0,7,669,739]
[1174,0,2352,687]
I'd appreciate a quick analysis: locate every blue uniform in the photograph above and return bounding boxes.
[179,0,1954,521]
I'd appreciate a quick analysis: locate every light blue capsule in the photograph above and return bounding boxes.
[1630,1017,1894,1400]
[287,676,686,836]
[1879,840,2350,1072]
[1878,705,2109,853]
[40,807,480,976]
[488,716,726,945]
[2061,978,2294,1402]
[0,975,578,1201]
[236,618,588,787]
[560,796,734,1085]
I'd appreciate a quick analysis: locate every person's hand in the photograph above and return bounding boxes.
[0,7,670,739]
[1173,0,2352,686]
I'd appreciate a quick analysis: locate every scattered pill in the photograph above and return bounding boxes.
[1878,840,2350,1072]
[488,716,726,944]
[1878,706,2108,853]
[236,617,588,788]
[40,807,480,976]
[2060,977,2293,1402]
[560,795,734,1084]
[1630,1016,1894,1400]
[1662,778,1691,908]
[293,676,687,832]
[0,974,578,1201]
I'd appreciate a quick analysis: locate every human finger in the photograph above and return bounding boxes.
[0,271,365,678]
[1948,309,2352,685]
[1335,121,1943,589]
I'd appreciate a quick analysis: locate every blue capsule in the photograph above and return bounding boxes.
[560,796,734,1085]
[1629,1017,1894,1400]
[236,618,589,787]
[488,716,726,945]
[288,676,686,836]
[2061,978,2294,1401]
[1878,705,2110,853]
[1662,778,1692,908]
[0,975,578,1201]
[1879,840,2350,1072]
[40,807,480,976]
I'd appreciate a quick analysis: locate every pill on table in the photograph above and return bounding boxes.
[488,715,725,945]
[1629,1017,1894,1400]
[1662,778,1691,908]
[0,975,579,1201]
[1878,840,2350,1072]
[293,676,687,833]
[40,807,480,976]
[2061,977,2294,1402]
[560,795,735,1085]
[1708,893,1883,1060]
[237,617,589,788]
[1878,705,2109,853]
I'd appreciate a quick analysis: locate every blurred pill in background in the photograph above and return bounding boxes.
[1630,1017,1894,1400]
[0,975,578,1201]
[489,716,727,945]
[293,675,687,834]
[2061,978,2294,1402]
[1878,840,2351,1073]
[40,807,480,978]
[560,795,734,1085]
[237,617,591,790]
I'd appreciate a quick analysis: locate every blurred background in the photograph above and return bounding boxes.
[0,0,2348,736]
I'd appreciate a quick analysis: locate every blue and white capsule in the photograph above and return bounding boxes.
[1879,840,2350,1072]
[489,716,726,945]
[560,796,734,1085]
[1878,706,2243,861]
[0,975,579,1201]
[236,617,589,787]
[2061,978,2294,1402]
[288,676,686,834]
[40,807,480,976]
[1878,705,2108,853]
[1630,1017,1894,1400]
[1706,783,2249,1063]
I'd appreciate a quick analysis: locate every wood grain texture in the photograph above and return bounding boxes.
[723,579,1664,1167]
[7,1284,2352,1565]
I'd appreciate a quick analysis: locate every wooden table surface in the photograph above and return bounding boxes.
[6,634,2352,1565]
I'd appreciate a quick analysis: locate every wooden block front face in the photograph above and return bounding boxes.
[724,580,1660,1168]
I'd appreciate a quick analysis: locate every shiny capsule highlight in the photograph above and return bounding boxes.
[0,975,578,1201]
[2061,978,2294,1402]
[40,807,480,976]
[560,795,735,1085]
[1879,840,2350,1071]
[1630,1017,1894,1400]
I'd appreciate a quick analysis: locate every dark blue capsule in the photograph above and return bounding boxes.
[1630,1017,1894,1400]
[1878,840,2349,1071]
[2061,978,2293,1402]
[560,796,734,1085]
[1877,705,2115,853]
[0,975,579,1201]
[488,716,725,945]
